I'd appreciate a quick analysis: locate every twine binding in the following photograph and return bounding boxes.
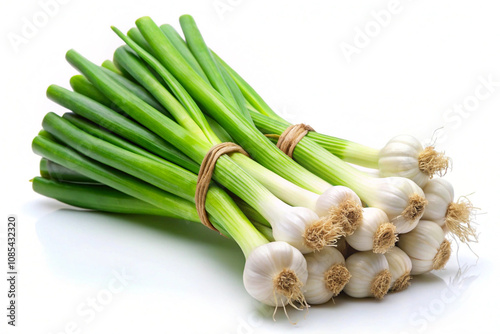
[276,124,315,158]
[195,142,249,232]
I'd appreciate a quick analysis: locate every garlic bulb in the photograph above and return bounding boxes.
[378,135,449,188]
[345,207,397,254]
[422,178,476,243]
[398,220,451,275]
[243,241,308,307]
[344,252,391,299]
[315,186,364,235]
[362,177,427,234]
[303,247,351,304]
[384,247,412,292]
[262,201,340,254]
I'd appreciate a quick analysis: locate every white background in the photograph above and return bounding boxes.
[1,0,499,333]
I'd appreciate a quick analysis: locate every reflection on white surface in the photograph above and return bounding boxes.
[36,209,245,285]
[27,207,488,334]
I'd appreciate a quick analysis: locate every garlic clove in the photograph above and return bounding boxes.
[378,135,449,188]
[365,177,427,234]
[315,186,363,236]
[344,251,391,299]
[243,241,308,307]
[398,220,451,275]
[384,246,412,292]
[422,178,454,226]
[303,247,350,305]
[270,206,329,254]
[422,178,476,243]
[345,207,397,254]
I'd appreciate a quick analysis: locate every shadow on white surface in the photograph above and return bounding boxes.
[35,208,245,287]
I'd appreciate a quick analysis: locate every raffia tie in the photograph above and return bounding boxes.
[276,124,315,158]
[195,142,249,232]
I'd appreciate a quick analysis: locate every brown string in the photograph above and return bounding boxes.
[276,124,315,158]
[195,142,249,232]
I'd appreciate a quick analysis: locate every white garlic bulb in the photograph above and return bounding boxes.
[378,135,449,188]
[344,252,391,299]
[265,204,337,254]
[243,241,308,307]
[345,207,397,254]
[398,220,451,275]
[303,247,350,305]
[363,176,427,234]
[384,247,412,292]
[315,186,363,235]
[422,178,454,226]
[422,178,476,243]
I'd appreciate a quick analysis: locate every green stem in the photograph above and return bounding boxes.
[213,52,281,120]
[43,112,199,202]
[102,59,136,83]
[38,158,272,230]
[129,16,330,193]
[68,53,320,210]
[179,15,252,124]
[62,112,191,169]
[112,44,220,145]
[32,133,267,257]
[63,112,306,216]
[69,74,237,161]
[40,158,96,184]
[115,46,206,139]
[47,85,199,174]
[43,101,281,229]
[70,75,119,111]
[33,176,274,241]
[101,66,168,115]
[65,49,296,217]
[33,134,201,223]
[250,111,380,168]
[127,26,233,143]
[159,24,210,83]
[33,176,194,218]
[127,27,156,56]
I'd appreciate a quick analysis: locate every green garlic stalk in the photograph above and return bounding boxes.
[32,129,307,308]
[32,175,274,240]
[135,16,427,234]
